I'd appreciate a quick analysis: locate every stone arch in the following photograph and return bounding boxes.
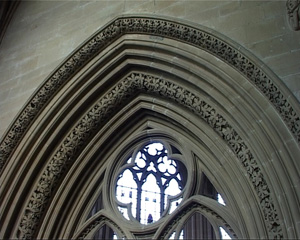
[0,15,299,239]
[73,211,127,240]
[154,196,241,239]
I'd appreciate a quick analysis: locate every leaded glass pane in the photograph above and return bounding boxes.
[115,142,186,224]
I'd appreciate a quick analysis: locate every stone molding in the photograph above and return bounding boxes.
[77,201,237,239]
[1,16,298,239]
[17,73,282,239]
[158,202,238,239]
[0,16,299,173]
[77,215,125,240]
[287,0,300,30]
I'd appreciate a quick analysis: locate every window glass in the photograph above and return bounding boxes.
[115,142,186,224]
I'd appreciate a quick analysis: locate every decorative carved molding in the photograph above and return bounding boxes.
[17,73,282,239]
[77,216,125,240]
[79,202,239,239]
[287,0,300,30]
[158,203,237,239]
[0,17,299,173]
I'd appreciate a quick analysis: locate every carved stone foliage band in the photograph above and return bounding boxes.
[0,16,299,172]
[17,73,282,239]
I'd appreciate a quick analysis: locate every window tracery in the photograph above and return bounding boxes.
[86,139,235,239]
[115,142,187,224]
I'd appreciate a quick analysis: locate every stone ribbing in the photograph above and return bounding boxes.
[158,203,238,239]
[17,73,282,239]
[77,202,238,239]
[77,215,125,240]
[1,16,299,172]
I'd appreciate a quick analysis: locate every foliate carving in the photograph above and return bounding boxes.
[0,20,122,171]
[139,74,283,238]
[17,75,142,239]
[287,0,300,30]
[1,17,299,172]
[18,73,282,239]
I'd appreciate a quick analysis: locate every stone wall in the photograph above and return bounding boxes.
[0,0,299,139]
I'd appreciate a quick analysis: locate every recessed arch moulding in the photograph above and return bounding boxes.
[0,15,299,239]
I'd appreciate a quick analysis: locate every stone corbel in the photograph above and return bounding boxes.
[287,0,300,30]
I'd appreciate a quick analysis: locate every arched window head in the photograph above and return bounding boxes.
[115,142,187,225]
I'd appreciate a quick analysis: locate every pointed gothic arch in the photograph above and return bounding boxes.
[0,15,299,239]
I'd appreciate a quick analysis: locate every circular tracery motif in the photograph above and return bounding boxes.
[115,142,187,225]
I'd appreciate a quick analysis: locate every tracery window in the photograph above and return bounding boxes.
[88,140,233,239]
[115,142,187,224]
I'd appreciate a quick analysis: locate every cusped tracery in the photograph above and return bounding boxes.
[115,142,187,225]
